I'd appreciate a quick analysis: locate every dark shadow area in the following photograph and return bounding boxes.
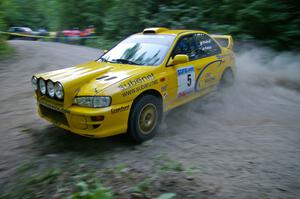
[27,125,138,156]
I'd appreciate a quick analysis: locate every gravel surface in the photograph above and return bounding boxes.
[0,40,300,198]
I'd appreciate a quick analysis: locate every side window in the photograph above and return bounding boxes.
[171,34,198,61]
[195,33,221,58]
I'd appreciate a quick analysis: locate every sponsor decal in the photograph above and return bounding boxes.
[177,66,195,98]
[194,60,222,91]
[121,79,158,97]
[111,105,130,114]
[161,85,167,92]
[204,73,216,83]
[199,39,212,46]
[119,73,155,91]
[161,85,168,98]
[200,46,212,51]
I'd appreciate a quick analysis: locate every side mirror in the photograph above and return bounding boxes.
[168,54,189,66]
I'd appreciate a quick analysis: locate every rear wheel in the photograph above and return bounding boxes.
[220,68,234,88]
[128,95,162,143]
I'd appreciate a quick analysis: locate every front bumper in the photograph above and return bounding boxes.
[37,97,131,138]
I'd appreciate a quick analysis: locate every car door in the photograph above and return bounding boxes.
[164,34,197,108]
[164,33,223,109]
[193,33,223,91]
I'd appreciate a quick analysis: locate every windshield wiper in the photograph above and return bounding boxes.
[99,57,109,62]
[99,57,119,64]
[112,59,142,65]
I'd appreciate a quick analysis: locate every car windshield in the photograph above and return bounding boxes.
[98,34,175,66]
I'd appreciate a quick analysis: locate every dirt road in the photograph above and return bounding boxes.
[0,41,300,198]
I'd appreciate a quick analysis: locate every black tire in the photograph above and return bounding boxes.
[128,95,162,143]
[219,68,234,88]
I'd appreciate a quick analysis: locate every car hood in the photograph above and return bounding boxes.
[38,61,152,107]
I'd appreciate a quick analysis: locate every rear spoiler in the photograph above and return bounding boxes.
[210,35,233,50]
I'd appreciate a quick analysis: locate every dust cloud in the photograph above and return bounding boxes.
[161,46,300,198]
[237,46,300,91]
[164,45,300,136]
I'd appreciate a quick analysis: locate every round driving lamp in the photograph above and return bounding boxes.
[39,78,46,94]
[47,81,55,98]
[54,82,64,99]
[31,76,38,91]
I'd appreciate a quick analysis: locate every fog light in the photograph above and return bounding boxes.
[91,115,104,121]
[71,115,87,130]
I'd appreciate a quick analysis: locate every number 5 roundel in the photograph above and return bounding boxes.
[177,66,195,98]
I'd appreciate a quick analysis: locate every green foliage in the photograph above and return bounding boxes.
[0,39,12,58]
[67,181,114,199]
[114,163,128,173]
[1,168,61,199]
[132,179,151,193]
[25,168,61,185]
[160,161,184,172]
[85,37,119,50]
[2,0,58,30]
[1,0,299,50]
[0,0,7,31]
[0,0,10,57]
[58,0,114,31]
[153,154,185,172]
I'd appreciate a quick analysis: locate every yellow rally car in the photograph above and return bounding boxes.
[31,27,236,143]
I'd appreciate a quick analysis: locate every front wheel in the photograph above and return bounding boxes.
[128,95,162,143]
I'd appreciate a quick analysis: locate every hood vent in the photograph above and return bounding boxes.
[96,76,109,80]
[105,76,117,81]
[96,75,117,81]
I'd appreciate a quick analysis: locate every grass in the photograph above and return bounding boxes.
[16,161,36,173]
[1,168,61,199]
[160,161,184,172]
[0,39,13,59]
[132,179,151,193]
[1,149,195,199]
[114,163,128,173]
[25,168,61,185]
[67,181,114,199]
[152,153,185,172]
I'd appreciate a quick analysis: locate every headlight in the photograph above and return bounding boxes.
[38,78,46,94]
[47,81,55,98]
[54,82,64,99]
[31,76,38,91]
[73,96,111,108]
